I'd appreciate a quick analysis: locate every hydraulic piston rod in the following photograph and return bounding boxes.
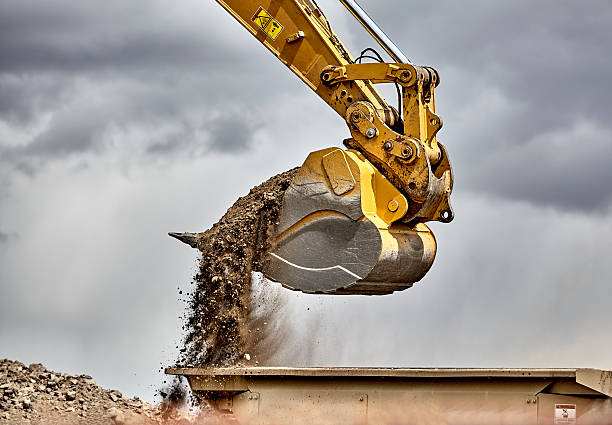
[339,0,411,64]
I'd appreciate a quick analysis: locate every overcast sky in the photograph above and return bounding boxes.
[1,0,612,402]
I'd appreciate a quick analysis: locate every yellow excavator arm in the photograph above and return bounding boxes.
[214,0,395,125]
[172,0,454,295]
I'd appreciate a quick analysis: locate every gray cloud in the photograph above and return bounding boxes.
[467,119,612,211]
[0,0,296,175]
[0,231,18,244]
[0,1,222,74]
[208,114,258,153]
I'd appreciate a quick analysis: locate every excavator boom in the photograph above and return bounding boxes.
[213,0,397,125]
[171,0,454,295]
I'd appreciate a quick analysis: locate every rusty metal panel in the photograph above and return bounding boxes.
[233,388,368,425]
[545,379,604,396]
[167,367,578,379]
[576,369,612,397]
[187,375,248,392]
[222,376,550,424]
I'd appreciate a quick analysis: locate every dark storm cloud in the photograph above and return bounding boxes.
[0,0,292,173]
[146,111,259,155]
[0,231,18,244]
[0,75,70,125]
[208,114,258,153]
[0,1,217,73]
[467,120,612,211]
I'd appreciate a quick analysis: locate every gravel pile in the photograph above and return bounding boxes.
[0,359,203,424]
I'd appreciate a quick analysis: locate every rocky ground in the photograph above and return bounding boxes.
[0,359,211,425]
[1,172,300,424]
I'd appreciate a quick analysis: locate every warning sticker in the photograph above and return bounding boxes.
[555,404,576,424]
[251,6,284,40]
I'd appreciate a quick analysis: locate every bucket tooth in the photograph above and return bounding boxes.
[168,232,198,248]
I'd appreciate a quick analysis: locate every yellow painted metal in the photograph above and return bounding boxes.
[214,0,390,121]
[321,149,356,196]
[345,149,407,228]
[324,62,452,224]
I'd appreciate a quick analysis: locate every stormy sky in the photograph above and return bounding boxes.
[1,0,612,401]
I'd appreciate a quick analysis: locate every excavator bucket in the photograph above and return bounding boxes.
[170,147,438,295]
[263,147,436,295]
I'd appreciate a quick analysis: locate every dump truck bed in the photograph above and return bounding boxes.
[167,367,612,424]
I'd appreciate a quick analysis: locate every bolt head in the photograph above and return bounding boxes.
[399,70,412,82]
[401,146,413,157]
[366,127,376,139]
[387,200,399,212]
[383,141,393,151]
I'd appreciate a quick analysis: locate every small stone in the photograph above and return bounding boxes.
[78,398,84,404]
[109,390,122,402]
[28,364,44,373]
[65,390,76,401]
[22,398,31,409]
[108,407,125,425]
[38,385,46,391]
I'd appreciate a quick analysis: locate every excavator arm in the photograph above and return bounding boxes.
[214,0,397,126]
[172,0,454,295]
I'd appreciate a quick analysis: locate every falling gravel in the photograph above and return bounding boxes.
[177,169,298,368]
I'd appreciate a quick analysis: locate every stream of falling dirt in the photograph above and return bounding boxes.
[177,169,298,368]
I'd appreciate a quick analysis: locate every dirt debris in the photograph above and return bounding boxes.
[178,169,298,368]
[0,358,214,424]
